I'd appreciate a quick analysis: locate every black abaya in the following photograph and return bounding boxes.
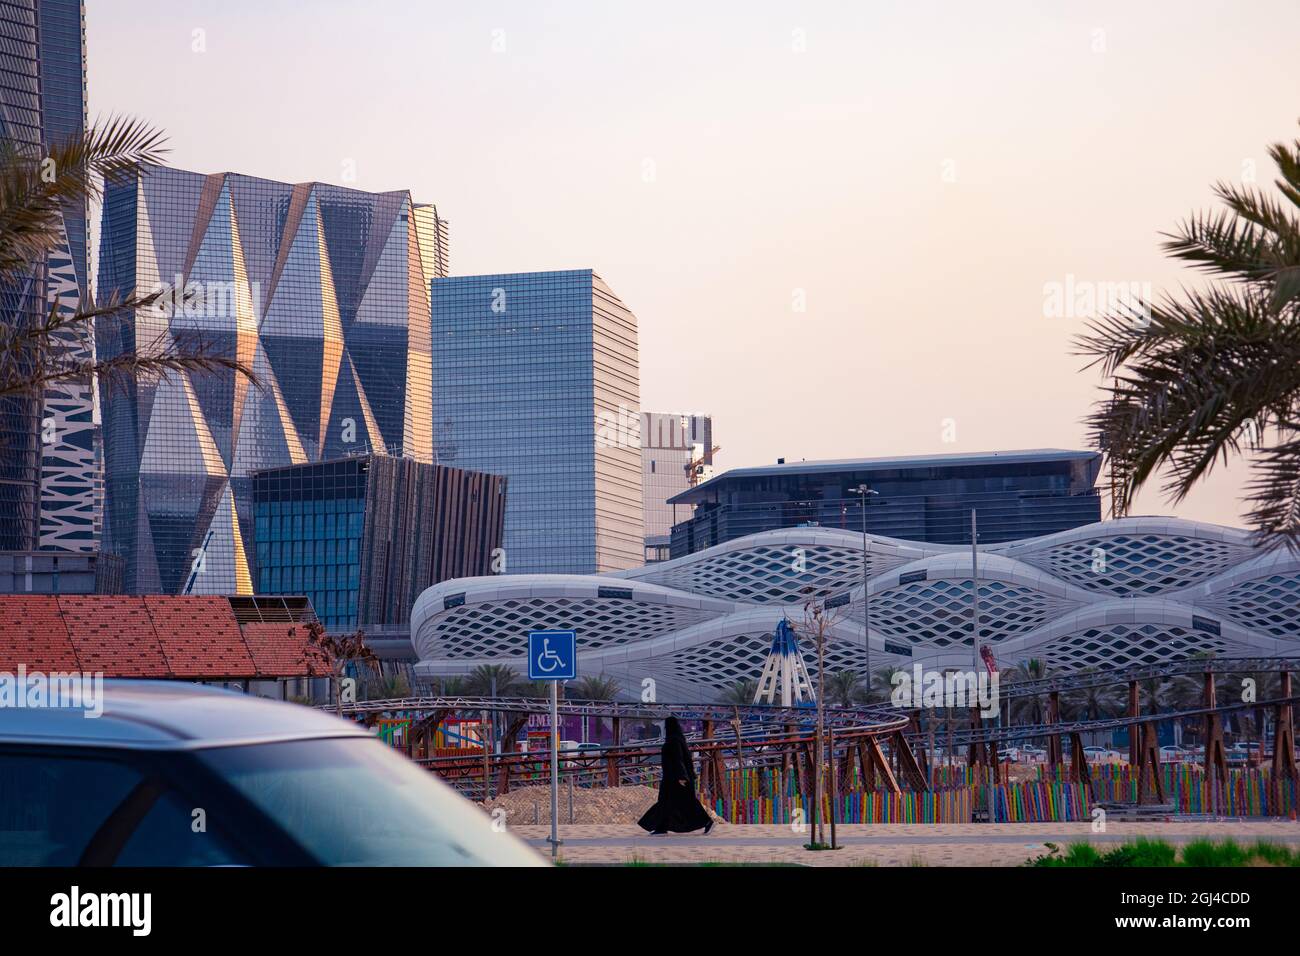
[637,723,712,833]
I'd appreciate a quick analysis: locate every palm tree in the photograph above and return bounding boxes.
[1063,668,1124,721]
[864,665,906,705]
[1076,121,1300,548]
[569,674,621,743]
[1221,669,1279,752]
[825,670,864,708]
[569,674,621,701]
[463,664,520,698]
[1138,676,1177,715]
[719,679,758,705]
[437,676,466,696]
[1063,668,1125,746]
[1002,658,1052,732]
[363,670,411,701]
[0,118,255,406]
[513,680,552,699]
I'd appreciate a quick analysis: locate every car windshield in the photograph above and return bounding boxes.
[200,737,543,866]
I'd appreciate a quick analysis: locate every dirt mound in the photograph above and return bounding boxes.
[483,784,724,826]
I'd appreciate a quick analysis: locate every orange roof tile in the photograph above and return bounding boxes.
[240,623,333,678]
[58,596,170,677]
[0,596,328,680]
[144,595,256,678]
[0,595,78,672]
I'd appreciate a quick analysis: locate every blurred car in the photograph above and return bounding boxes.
[1082,746,1123,763]
[997,747,1021,763]
[1019,746,1047,762]
[1228,742,1263,764]
[1159,745,1192,763]
[0,681,545,866]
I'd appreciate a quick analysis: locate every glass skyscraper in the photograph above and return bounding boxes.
[429,270,642,574]
[0,0,91,553]
[97,164,449,594]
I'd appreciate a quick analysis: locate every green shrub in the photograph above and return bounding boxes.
[1027,837,1297,868]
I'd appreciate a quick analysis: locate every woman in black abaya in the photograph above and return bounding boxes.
[637,716,714,835]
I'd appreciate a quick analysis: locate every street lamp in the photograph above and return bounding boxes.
[849,484,878,695]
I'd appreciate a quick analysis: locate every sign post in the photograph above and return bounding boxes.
[528,629,576,861]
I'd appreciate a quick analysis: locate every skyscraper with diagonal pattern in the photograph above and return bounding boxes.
[97,164,449,595]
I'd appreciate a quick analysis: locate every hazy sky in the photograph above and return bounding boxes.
[87,0,1300,528]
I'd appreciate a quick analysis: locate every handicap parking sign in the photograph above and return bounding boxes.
[528,630,577,681]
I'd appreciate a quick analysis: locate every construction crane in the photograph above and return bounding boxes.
[183,529,215,595]
[684,442,721,487]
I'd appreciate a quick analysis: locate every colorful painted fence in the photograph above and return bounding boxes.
[714,788,973,824]
[1037,765,1300,817]
[710,766,972,823]
[983,781,1090,822]
[707,764,1299,823]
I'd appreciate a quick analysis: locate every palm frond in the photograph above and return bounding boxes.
[0,287,260,399]
[0,115,168,277]
[1077,271,1300,531]
[1242,422,1300,550]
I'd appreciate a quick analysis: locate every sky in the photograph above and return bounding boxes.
[87,0,1300,528]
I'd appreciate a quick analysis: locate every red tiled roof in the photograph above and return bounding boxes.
[144,595,257,678]
[0,595,78,672]
[58,596,170,677]
[240,623,332,678]
[0,596,327,679]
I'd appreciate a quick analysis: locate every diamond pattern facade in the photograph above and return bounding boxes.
[427,592,720,658]
[639,540,912,604]
[1005,532,1255,595]
[97,164,448,594]
[412,517,1300,702]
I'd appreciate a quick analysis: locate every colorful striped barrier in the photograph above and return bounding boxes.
[705,764,1298,823]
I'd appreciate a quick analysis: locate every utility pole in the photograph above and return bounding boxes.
[550,679,559,861]
[971,509,979,671]
[850,485,878,695]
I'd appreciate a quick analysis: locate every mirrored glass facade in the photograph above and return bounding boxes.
[252,455,506,630]
[669,449,1104,557]
[429,270,642,574]
[97,164,448,594]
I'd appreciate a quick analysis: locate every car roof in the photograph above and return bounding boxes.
[0,679,371,750]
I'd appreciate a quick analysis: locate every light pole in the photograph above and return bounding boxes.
[849,485,878,696]
[803,595,828,847]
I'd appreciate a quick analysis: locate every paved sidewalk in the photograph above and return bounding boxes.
[513,820,1300,866]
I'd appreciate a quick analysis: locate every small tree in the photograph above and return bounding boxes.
[303,621,378,715]
[794,592,845,848]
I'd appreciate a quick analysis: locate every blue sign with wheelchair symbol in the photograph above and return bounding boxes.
[528,630,577,681]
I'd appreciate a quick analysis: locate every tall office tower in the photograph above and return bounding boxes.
[429,270,642,574]
[0,0,90,553]
[96,164,449,594]
[36,0,94,551]
[641,411,713,562]
[251,454,506,631]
